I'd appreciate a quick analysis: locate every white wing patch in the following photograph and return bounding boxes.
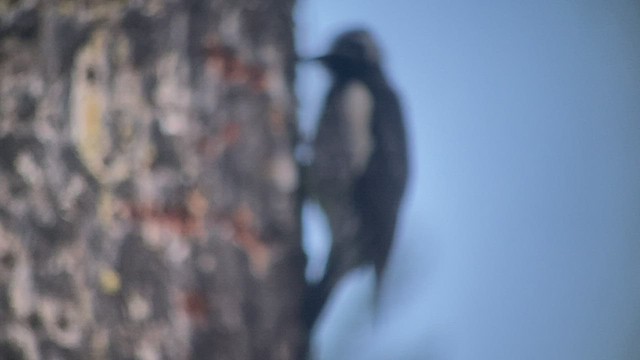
[342,80,374,175]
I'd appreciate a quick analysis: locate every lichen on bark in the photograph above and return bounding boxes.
[0,1,305,359]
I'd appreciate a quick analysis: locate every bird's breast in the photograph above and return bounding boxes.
[340,80,374,175]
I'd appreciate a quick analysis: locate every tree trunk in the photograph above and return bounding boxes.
[0,1,305,359]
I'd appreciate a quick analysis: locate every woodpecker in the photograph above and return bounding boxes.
[304,29,408,329]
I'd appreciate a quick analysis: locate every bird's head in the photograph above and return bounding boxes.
[314,29,382,79]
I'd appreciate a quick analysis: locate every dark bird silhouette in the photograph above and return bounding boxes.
[304,29,408,330]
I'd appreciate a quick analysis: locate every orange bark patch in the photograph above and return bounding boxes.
[123,192,207,238]
[269,107,287,135]
[203,38,268,91]
[196,122,243,160]
[183,291,209,326]
[231,205,271,277]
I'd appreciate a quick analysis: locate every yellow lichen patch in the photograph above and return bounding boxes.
[70,32,148,189]
[70,30,110,181]
[99,267,121,295]
[97,190,114,227]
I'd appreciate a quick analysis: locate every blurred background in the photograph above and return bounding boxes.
[295,1,640,359]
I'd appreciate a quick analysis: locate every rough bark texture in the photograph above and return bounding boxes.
[0,1,305,359]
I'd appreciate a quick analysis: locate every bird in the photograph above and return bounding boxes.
[303,28,408,330]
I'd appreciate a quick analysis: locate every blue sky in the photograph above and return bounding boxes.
[296,1,640,359]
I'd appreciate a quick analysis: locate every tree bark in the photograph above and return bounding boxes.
[0,1,305,359]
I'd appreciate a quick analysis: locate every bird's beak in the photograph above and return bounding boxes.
[296,54,331,63]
